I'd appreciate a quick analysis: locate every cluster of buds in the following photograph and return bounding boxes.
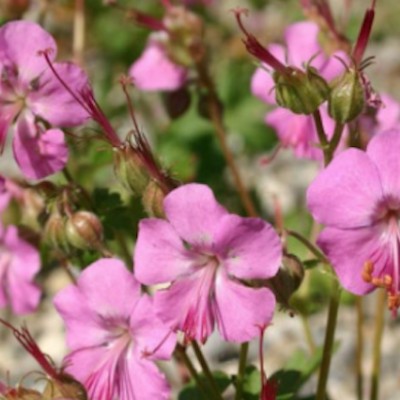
[236,1,376,124]
[42,185,105,255]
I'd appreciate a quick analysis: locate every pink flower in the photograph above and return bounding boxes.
[54,258,176,400]
[265,106,337,160]
[307,129,400,313]
[0,21,89,179]
[251,22,346,160]
[0,224,41,314]
[129,34,187,92]
[134,183,282,343]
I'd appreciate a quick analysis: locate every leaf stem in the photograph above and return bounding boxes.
[234,341,249,400]
[356,296,364,400]
[191,340,223,400]
[316,280,341,400]
[370,289,386,400]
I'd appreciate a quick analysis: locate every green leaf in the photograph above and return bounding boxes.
[271,343,340,399]
[178,371,231,400]
[242,365,262,400]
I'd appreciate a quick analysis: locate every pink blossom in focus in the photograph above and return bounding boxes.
[54,258,176,400]
[129,34,187,92]
[251,22,346,160]
[307,130,400,313]
[0,21,89,179]
[134,183,282,343]
[0,224,41,314]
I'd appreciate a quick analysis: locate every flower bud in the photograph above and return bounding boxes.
[2,386,42,400]
[163,87,191,119]
[328,68,365,123]
[142,180,166,218]
[43,374,87,400]
[266,254,305,309]
[65,211,104,251]
[44,213,71,253]
[273,66,330,115]
[113,145,150,197]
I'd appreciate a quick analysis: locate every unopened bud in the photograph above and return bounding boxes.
[142,180,166,218]
[65,211,104,251]
[266,254,305,308]
[163,87,191,119]
[114,145,151,197]
[328,68,365,123]
[274,66,330,115]
[43,374,87,400]
[44,213,70,253]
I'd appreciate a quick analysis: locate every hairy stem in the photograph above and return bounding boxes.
[234,341,249,400]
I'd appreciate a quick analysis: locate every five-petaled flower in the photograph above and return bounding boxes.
[0,21,88,179]
[307,129,400,314]
[54,258,176,400]
[134,183,282,343]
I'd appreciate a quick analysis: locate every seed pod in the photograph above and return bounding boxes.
[65,211,104,251]
[142,180,166,218]
[44,213,70,253]
[328,68,365,123]
[43,374,87,400]
[274,66,330,115]
[113,145,150,197]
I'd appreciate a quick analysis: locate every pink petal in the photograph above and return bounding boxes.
[65,345,118,400]
[214,272,275,343]
[74,258,141,321]
[307,148,383,228]
[265,108,323,160]
[54,284,109,350]
[0,21,56,83]
[3,225,41,314]
[129,41,187,92]
[251,44,286,105]
[318,225,389,295]
[0,104,18,153]
[320,50,348,81]
[28,62,89,126]
[134,218,195,285]
[367,129,400,197]
[163,183,228,246]
[214,214,281,280]
[129,295,176,361]
[376,94,400,132]
[154,271,215,342]
[284,22,323,68]
[122,355,171,400]
[13,118,69,180]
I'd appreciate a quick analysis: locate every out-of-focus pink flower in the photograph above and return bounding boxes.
[129,34,187,92]
[54,258,176,400]
[134,183,282,343]
[0,224,41,314]
[0,21,89,179]
[251,22,346,160]
[307,129,400,314]
[361,93,400,138]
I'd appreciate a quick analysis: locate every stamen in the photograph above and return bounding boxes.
[141,329,174,358]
